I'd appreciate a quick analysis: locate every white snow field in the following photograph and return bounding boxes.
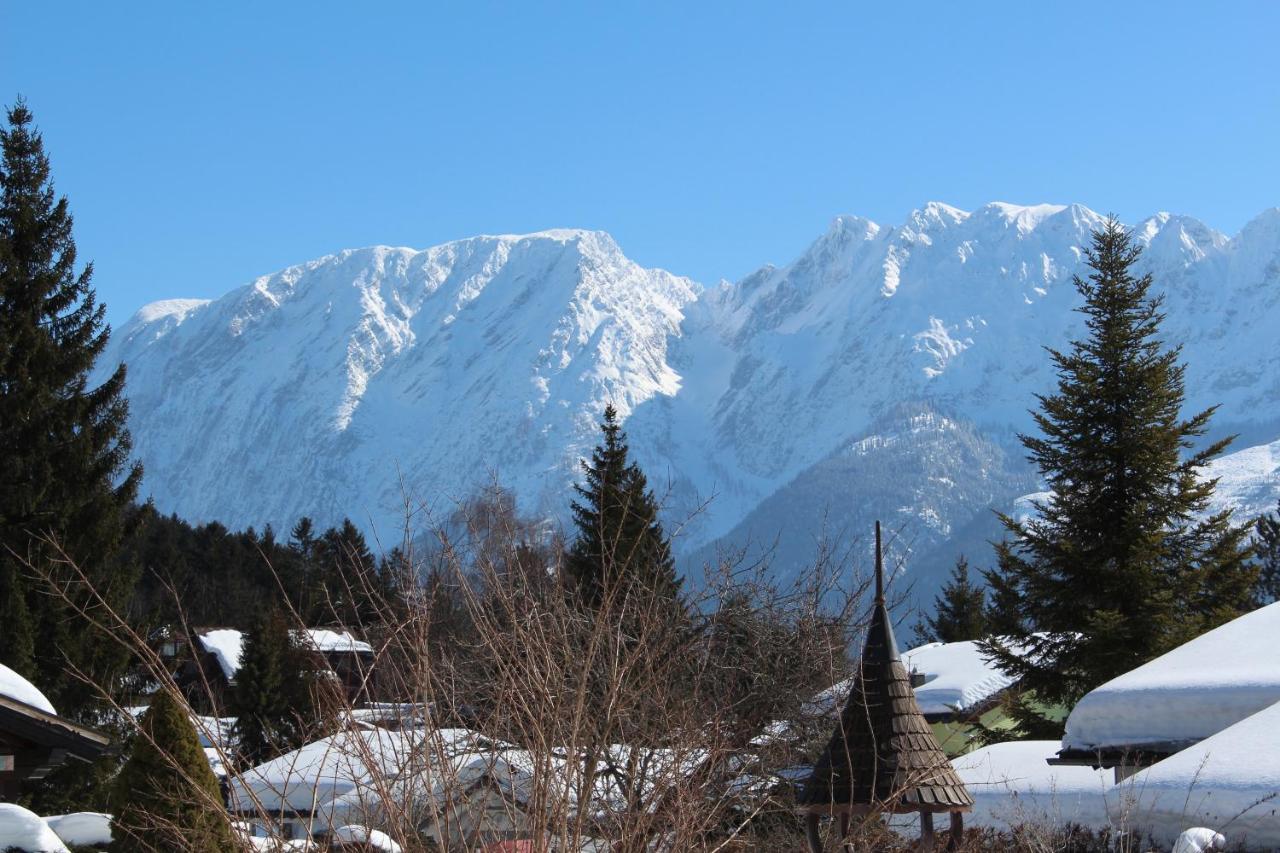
[1114,699,1280,848]
[948,740,1112,831]
[95,205,1280,579]
[0,662,56,715]
[0,803,70,853]
[1063,601,1280,754]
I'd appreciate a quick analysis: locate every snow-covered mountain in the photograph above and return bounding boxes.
[97,203,1280,597]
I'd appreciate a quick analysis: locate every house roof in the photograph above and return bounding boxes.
[196,627,374,682]
[1111,698,1280,849]
[0,663,56,716]
[229,726,504,819]
[0,694,110,761]
[798,523,973,815]
[1062,600,1280,756]
[810,639,1017,722]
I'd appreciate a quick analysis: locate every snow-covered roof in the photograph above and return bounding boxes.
[903,640,1016,716]
[331,825,402,853]
[0,803,70,853]
[197,628,372,682]
[198,629,244,681]
[311,740,528,832]
[809,639,1014,718]
[308,738,706,833]
[229,727,485,816]
[1116,699,1280,848]
[0,662,56,716]
[950,740,1111,830]
[1063,601,1280,752]
[302,629,372,655]
[42,813,112,848]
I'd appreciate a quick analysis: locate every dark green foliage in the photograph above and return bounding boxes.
[0,101,142,713]
[120,505,293,629]
[120,506,394,632]
[566,405,682,611]
[1255,499,1280,605]
[284,516,320,618]
[701,590,847,740]
[913,555,989,645]
[982,218,1256,719]
[0,558,34,676]
[228,608,295,767]
[109,690,236,852]
[316,517,377,626]
[228,607,343,768]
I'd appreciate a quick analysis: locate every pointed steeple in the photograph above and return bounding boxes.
[798,521,972,816]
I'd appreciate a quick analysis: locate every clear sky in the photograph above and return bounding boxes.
[4,2,1279,327]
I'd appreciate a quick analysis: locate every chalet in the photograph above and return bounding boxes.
[157,626,375,713]
[944,602,1280,847]
[227,726,441,839]
[1053,599,1280,780]
[0,664,109,800]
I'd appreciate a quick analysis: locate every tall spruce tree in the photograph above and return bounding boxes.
[228,607,296,767]
[982,218,1255,717]
[566,404,682,610]
[110,689,236,852]
[915,556,989,645]
[0,101,141,708]
[1255,500,1280,605]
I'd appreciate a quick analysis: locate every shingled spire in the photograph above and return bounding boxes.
[799,522,972,850]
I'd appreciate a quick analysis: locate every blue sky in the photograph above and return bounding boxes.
[4,2,1279,326]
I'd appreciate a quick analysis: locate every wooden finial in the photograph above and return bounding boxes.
[875,520,884,604]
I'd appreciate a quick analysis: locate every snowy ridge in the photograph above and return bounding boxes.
[98,203,1280,593]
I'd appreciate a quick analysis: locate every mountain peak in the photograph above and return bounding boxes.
[100,204,1280,592]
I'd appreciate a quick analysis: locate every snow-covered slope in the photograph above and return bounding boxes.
[97,204,1280,593]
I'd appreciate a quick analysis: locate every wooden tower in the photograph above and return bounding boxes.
[797,522,973,851]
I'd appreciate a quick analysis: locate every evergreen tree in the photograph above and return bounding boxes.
[228,608,296,767]
[110,689,236,852]
[0,558,34,675]
[0,101,141,711]
[916,556,989,644]
[1255,500,1280,605]
[286,516,318,617]
[317,518,376,625]
[565,405,682,610]
[982,218,1255,717]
